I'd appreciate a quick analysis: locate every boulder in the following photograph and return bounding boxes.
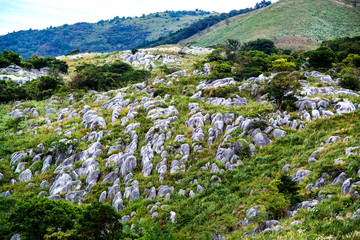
[18,169,32,183]
[252,133,272,148]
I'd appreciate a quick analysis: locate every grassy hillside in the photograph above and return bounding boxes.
[0,10,213,59]
[190,0,360,49]
[1,36,360,239]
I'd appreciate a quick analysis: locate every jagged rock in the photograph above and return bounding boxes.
[10,234,21,240]
[48,195,61,200]
[49,173,73,195]
[332,172,346,185]
[189,190,195,198]
[252,133,272,148]
[282,164,291,172]
[102,172,118,183]
[272,129,287,139]
[77,158,99,176]
[308,147,324,163]
[170,211,177,223]
[272,226,284,232]
[1,191,10,197]
[334,101,356,115]
[99,191,107,202]
[10,151,27,165]
[86,169,100,185]
[342,178,352,195]
[15,162,27,173]
[158,185,174,197]
[130,188,140,201]
[293,169,312,183]
[147,187,156,200]
[246,206,262,220]
[325,136,340,144]
[18,169,32,183]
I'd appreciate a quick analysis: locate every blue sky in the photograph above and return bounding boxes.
[0,0,274,35]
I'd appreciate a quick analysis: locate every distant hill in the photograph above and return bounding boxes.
[186,0,360,50]
[0,10,213,59]
[139,1,271,48]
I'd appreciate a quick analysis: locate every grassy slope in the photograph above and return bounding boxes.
[1,48,360,239]
[0,11,213,58]
[191,0,360,49]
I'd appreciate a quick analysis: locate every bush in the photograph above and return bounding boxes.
[276,175,301,205]
[70,62,150,91]
[208,61,232,79]
[241,39,277,55]
[203,85,237,98]
[234,50,271,79]
[261,72,301,110]
[307,46,336,69]
[271,58,296,72]
[339,75,360,90]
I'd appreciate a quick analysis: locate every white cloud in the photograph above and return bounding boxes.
[0,0,272,35]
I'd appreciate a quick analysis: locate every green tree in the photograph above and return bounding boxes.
[261,73,301,110]
[241,39,277,55]
[307,46,336,69]
[9,197,79,240]
[76,201,123,240]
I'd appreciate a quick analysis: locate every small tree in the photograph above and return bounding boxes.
[307,46,336,69]
[262,73,302,110]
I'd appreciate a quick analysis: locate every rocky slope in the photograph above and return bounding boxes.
[1,46,360,239]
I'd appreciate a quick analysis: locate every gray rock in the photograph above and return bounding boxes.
[48,195,61,200]
[290,221,302,226]
[18,169,32,183]
[246,206,262,220]
[40,180,49,188]
[0,173,4,180]
[10,151,27,165]
[10,234,21,240]
[49,172,73,195]
[282,164,291,172]
[99,191,107,202]
[158,185,174,197]
[189,190,195,198]
[252,133,272,148]
[325,136,340,144]
[170,211,177,223]
[102,172,118,183]
[130,188,140,201]
[342,178,352,195]
[15,162,27,173]
[334,101,356,115]
[332,172,346,185]
[308,147,324,163]
[147,187,156,200]
[86,169,100,185]
[8,109,25,118]
[272,226,284,232]
[272,129,286,139]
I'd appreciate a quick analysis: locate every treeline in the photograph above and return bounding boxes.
[138,0,271,48]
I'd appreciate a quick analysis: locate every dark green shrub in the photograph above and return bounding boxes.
[261,72,301,110]
[9,197,79,240]
[203,86,237,98]
[234,50,271,79]
[307,46,336,69]
[208,61,232,79]
[241,39,277,55]
[339,75,360,90]
[276,175,301,205]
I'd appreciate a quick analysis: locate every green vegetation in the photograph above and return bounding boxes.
[0,11,213,59]
[140,1,271,48]
[191,0,360,50]
[1,35,360,240]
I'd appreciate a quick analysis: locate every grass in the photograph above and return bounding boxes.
[192,0,360,50]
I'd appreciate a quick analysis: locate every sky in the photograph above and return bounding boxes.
[0,0,274,35]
